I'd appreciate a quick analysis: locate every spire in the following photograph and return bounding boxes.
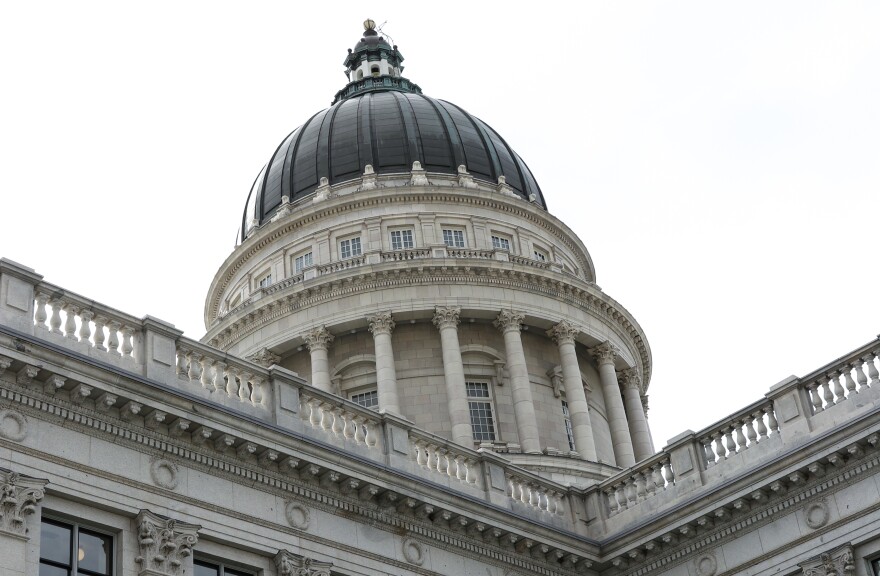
[332,19,422,104]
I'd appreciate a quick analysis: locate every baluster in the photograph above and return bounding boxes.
[701,437,715,467]
[821,376,835,407]
[414,440,427,467]
[663,459,675,485]
[454,456,467,481]
[844,365,858,395]
[93,316,107,351]
[735,421,747,452]
[806,382,823,413]
[78,310,93,342]
[751,410,767,440]
[465,459,478,485]
[319,402,333,430]
[307,399,321,428]
[331,408,345,435]
[765,406,779,433]
[63,304,78,339]
[176,347,189,379]
[364,422,377,446]
[724,426,737,455]
[251,376,264,406]
[238,371,253,402]
[528,483,539,508]
[212,361,227,393]
[34,293,49,329]
[651,463,664,491]
[107,321,121,354]
[343,412,357,439]
[48,299,63,333]
[200,357,214,389]
[713,432,726,461]
[744,416,758,447]
[188,353,202,382]
[856,358,870,390]
[604,487,619,515]
[866,352,880,384]
[436,449,449,475]
[615,483,628,510]
[831,371,845,402]
[354,416,366,444]
[624,479,637,507]
[634,473,647,500]
[521,482,532,505]
[121,326,134,358]
[644,466,657,495]
[508,478,519,501]
[226,366,240,398]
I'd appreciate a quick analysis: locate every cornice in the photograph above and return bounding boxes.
[206,262,652,386]
[205,186,596,326]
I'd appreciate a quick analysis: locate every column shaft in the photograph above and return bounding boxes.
[621,369,654,460]
[303,326,334,393]
[550,322,597,461]
[592,343,635,468]
[496,311,541,454]
[433,307,473,446]
[367,312,400,414]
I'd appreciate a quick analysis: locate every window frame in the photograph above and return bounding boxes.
[255,270,272,290]
[533,247,548,262]
[442,228,466,248]
[293,251,313,274]
[389,228,415,250]
[193,557,255,576]
[349,388,379,410]
[491,234,511,252]
[561,400,575,451]
[465,380,497,442]
[339,236,362,260]
[39,516,115,576]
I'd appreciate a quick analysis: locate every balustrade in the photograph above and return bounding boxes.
[317,256,366,275]
[299,391,379,449]
[410,434,478,486]
[380,249,431,262]
[699,402,778,466]
[447,248,494,259]
[508,254,552,270]
[507,475,564,514]
[601,453,675,516]
[174,341,268,410]
[802,348,880,413]
[33,292,138,361]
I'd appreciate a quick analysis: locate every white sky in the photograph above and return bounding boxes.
[1,2,878,452]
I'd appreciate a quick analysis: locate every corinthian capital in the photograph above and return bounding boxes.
[303,326,334,352]
[134,510,200,576]
[274,550,333,576]
[619,368,641,391]
[247,347,281,368]
[366,311,395,336]
[0,470,47,537]
[589,342,619,366]
[494,309,525,333]
[547,320,579,345]
[799,543,855,576]
[432,306,461,330]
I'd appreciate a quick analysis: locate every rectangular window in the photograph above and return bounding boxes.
[194,559,253,576]
[466,381,496,441]
[340,237,362,259]
[390,229,414,250]
[442,229,466,248]
[533,249,547,262]
[562,400,575,451]
[40,518,113,576]
[350,389,379,409]
[491,235,511,251]
[257,272,272,289]
[294,252,313,273]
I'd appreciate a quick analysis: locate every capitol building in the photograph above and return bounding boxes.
[1,20,880,576]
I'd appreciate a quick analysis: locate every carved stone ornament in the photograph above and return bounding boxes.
[302,326,334,352]
[547,320,579,346]
[366,311,395,336]
[493,309,524,334]
[432,306,461,330]
[0,470,47,537]
[247,347,281,368]
[284,501,311,530]
[803,498,830,529]
[134,510,200,576]
[589,342,619,366]
[149,458,179,490]
[694,552,718,576]
[401,537,426,566]
[799,543,855,576]
[410,161,429,186]
[0,408,28,442]
[274,549,332,576]
[546,366,563,398]
[619,368,641,391]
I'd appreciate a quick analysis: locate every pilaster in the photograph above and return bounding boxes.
[0,469,47,576]
[134,510,200,576]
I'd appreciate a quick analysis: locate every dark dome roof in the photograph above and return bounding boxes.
[242,90,546,234]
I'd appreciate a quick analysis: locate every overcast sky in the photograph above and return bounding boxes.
[1,2,878,451]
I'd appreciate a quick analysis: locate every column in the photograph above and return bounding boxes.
[134,510,200,576]
[620,368,654,461]
[303,326,334,393]
[590,342,635,468]
[547,320,597,461]
[0,469,48,576]
[494,310,540,454]
[367,311,401,414]
[432,306,473,446]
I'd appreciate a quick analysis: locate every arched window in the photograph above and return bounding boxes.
[371,65,380,77]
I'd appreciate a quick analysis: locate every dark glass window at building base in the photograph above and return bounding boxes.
[39,518,112,576]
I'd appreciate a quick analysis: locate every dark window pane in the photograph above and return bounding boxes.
[40,564,69,576]
[225,568,252,576]
[77,530,111,575]
[40,521,72,565]
[193,561,220,576]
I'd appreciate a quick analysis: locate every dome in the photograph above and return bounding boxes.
[240,27,546,239]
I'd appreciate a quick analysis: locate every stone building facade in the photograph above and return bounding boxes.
[1,19,880,576]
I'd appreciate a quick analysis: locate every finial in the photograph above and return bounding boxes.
[364,18,376,31]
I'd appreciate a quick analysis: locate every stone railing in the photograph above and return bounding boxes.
[799,341,880,414]
[599,450,675,517]
[380,249,432,262]
[508,254,552,270]
[697,399,778,467]
[410,428,481,486]
[447,248,494,260]
[298,388,381,450]
[317,256,366,275]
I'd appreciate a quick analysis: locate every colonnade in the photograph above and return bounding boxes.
[301,309,654,467]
